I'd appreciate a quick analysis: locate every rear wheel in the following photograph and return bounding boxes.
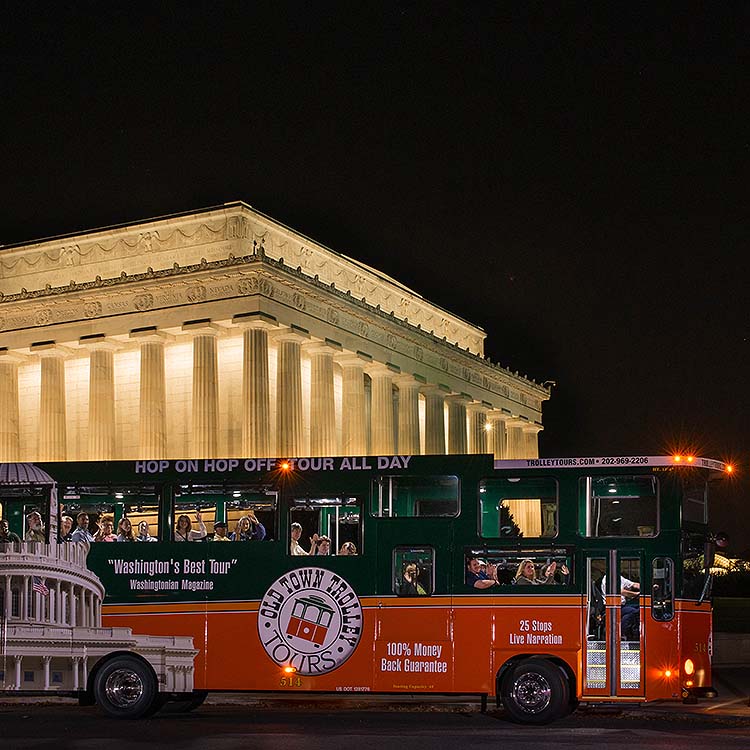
[501,658,569,724]
[93,656,159,719]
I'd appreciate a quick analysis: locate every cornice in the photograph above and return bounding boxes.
[0,251,550,411]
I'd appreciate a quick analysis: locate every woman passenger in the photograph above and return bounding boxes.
[339,541,357,556]
[116,517,135,542]
[512,559,538,585]
[174,511,207,542]
[135,520,157,542]
[95,516,118,542]
[231,511,266,541]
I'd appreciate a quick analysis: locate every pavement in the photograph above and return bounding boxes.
[2,665,748,723]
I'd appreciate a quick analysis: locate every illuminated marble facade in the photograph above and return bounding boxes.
[0,202,548,461]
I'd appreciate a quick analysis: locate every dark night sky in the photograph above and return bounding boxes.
[2,4,748,548]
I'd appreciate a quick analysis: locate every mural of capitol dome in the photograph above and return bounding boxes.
[0,463,197,713]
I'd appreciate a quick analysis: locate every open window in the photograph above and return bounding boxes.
[371,475,459,518]
[393,546,434,597]
[290,495,361,555]
[176,483,277,542]
[464,549,572,589]
[61,484,159,541]
[584,475,659,537]
[480,476,557,538]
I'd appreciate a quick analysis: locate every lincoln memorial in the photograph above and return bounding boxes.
[0,201,549,462]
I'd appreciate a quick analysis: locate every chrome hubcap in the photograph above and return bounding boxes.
[104,668,144,708]
[511,671,552,714]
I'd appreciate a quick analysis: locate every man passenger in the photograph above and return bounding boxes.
[71,512,95,543]
[0,519,21,544]
[211,520,231,541]
[465,556,498,589]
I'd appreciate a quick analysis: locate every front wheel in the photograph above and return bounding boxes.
[93,655,159,719]
[501,658,569,724]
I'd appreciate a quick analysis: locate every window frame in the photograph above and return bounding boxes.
[478,475,559,540]
[370,474,461,519]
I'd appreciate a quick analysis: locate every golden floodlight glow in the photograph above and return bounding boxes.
[684,658,695,675]
[484,422,493,432]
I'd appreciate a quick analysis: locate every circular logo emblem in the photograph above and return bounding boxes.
[258,567,363,676]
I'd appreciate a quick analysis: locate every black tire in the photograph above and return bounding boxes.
[93,655,159,719]
[501,658,569,724]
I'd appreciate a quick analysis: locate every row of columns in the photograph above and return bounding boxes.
[2,575,99,628]
[0,322,540,461]
[3,654,89,691]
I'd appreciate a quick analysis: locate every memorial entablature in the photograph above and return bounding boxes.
[0,202,549,462]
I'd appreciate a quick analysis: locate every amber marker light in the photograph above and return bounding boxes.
[280,461,291,472]
[725,464,734,474]
[686,455,694,463]
[684,658,695,675]
[283,666,297,674]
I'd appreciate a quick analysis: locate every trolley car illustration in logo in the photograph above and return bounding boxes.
[286,594,334,646]
[258,567,363,675]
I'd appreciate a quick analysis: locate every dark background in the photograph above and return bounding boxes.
[2,4,747,550]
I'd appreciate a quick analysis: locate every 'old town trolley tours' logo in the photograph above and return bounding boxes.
[258,567,363,675]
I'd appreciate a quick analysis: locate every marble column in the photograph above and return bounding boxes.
[35,344,70,461]
[447,394,470,454]
[4,576,11,619]
[69,582,76,627]
[368,363,396,455]
[184,322,220,459]
[336,354,368,455]
[42,656,51,689]
[422,386,447,455]
[467,403,489,455]
[395,375,421,455]
[14,655,22,690]
[81,336,120,460]
[523,424,542,459]
[275,329,307,456]
[236,317,275,458]
[0,350,26,462]
[506,418,526,459]
[307,341,339,456]
[487,411,508,459]
[131,329,169,459]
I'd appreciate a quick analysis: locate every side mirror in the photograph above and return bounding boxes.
[715,532,729,550]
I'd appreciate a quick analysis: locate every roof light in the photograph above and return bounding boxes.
[725,464,734,474]
[280,461,291,471]
[674,455,682,463]
[686,456,694,463]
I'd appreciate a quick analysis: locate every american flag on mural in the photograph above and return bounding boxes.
[32,576,49,596]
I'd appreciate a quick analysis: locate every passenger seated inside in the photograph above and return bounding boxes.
[397,563,428,596]
[174,511,207,542]
[25,511,46,543]
[231,511,265,541]
[465,557,498,589]
[95,516,118,542]
[136,520,157,542]
[211,520,230,541]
